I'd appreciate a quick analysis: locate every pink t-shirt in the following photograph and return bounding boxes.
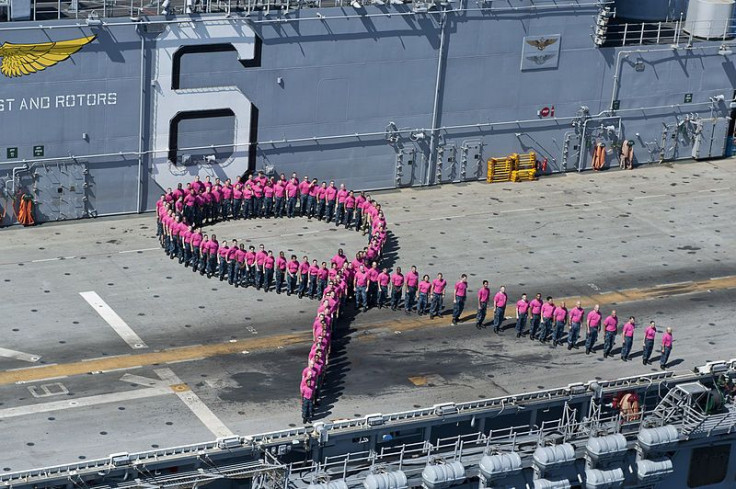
[298,181,311,196]
[454,281,467,298]
[191,232,203,248]
[478,287,490,303]
[276,256,287,271]
[378,272,390,287]
[309,264,320,276]
[603,316,618,332]
[623,322,635,337]
[337,189,348,203]
[516,299,529,314]
[355,271,368,287]
[541,303,555,319]
[553,307,567,322]
[391,273,404,287]
[569,306,585,323]
[645,326,657,340]
[288,260,300,274]
[432,279,447,294]
[530,298,543,315]
[367,268,379,283]
[587,310,602,328]
[662,332,673,347]
[264,256,275,269]
[325,186,337,201]
[286,181,299,198]
[332,254,347,269]
[299,261,310,275]
[255,251,267,266]
[406,272,419,288]
[493,292,507,307]
[274,182,286,198]
[418,281,432,294]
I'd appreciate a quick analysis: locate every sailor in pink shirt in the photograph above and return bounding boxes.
[642,320,657,365]
[475,280,491,328]
[235,244,246,287]
[491,286,508,333]
[263,179,274,217]
[377,268,390,308]
[514,293,529,337]
[405,266,420,314]
[602,310,618,358]
[226,240,239,285]
[390,267,404,311]
[567,300,585,350]
[331,249,347,269]
[255,245,267,290]
[585,304,602,355]
[308,259,321,299]
[275,251,287,294]
[343,191,356,229]
[263,251,275,292]
[286,177,299,218]
[417,275,432,315]
[286,255,300,295]
[551,301,568,347]
[315,182,328,220]
[660,327,673,370]
[298,176,311,217]
[335,184,348,226]
[318,262,330,296]
[539,297,555,343]
[429,273,447,319]
[450,274,468,325]
[273,175,287,218]
[217,241,230,281]
[366,262,380,307]
[325,181,338,223]
[619,317,636,361]
[354,265,369,311]
[190,228,203,271]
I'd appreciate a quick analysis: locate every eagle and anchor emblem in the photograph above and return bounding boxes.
[0,35,95,77]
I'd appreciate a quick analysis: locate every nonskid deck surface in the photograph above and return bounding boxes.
[1,160,735,472]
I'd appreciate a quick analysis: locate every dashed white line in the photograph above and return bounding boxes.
[79,291,149,349]
[429,215,465,221]
[31,258,60,263]
[0,348,41,363]
[118,247,160,254]
[633,194,666,200]
[498,207,534,214]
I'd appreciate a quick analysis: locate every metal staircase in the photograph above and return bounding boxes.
[651,382,709,435]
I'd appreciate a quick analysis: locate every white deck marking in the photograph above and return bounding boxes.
[118,247,160,254]
[31,257,60,263]
[0,386,172,419]
[0,348,41,363]
[633,194,666,200]
[79,291,148,349]
[155,368,234,438]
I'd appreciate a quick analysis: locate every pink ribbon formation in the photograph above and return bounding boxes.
[155,172,389,420]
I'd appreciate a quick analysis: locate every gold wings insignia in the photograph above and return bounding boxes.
[0,35,96,78]
[526,37,558,51]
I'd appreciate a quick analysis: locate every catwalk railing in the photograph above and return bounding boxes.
[605,18,736,47]
[3,361,736,488]
[5,0,599,23]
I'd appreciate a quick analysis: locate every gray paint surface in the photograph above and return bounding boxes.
[0,0,734,224]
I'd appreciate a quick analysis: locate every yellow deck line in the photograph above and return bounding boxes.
[1,275,735,386]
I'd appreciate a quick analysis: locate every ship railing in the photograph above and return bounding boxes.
[607,18,735,47]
